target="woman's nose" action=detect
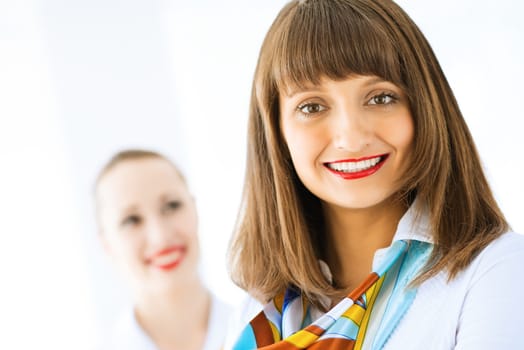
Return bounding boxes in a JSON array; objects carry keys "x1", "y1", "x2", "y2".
[
  {"x1": 331, "y1": 108, "x2": 371, "y2": 153},
  {"x1": 147, "y1": 217, "x2": 172, "y2": 245}
]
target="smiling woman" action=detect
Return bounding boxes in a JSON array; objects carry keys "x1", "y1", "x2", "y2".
[
  {"x1": 95, "y1": 151, "x2": 199, "y2": 295},
  {"x1": 280, "y1": 76, "x2": 414, "y2": 210},
  {"x1": 94, "y1": 150, "x2": 231, "y2": 350},
  {"x1": 226, "y1": 0, "x2": 524, "y2": 349},
  {"x1": 1, "y1": 1, "x2": 523, "y2": 349}
]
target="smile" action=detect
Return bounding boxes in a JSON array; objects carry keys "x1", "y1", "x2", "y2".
[
  {"x1": 147, "y1": 246, "x2": 187, "y2": 271},
  {"x1": 324, "y1": 154, "x2": 388, "y2": 180}
]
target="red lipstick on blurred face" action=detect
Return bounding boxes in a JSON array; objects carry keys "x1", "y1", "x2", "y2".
[{"x1": 147, "y1": 245, "x2": 187, "y2": 271}]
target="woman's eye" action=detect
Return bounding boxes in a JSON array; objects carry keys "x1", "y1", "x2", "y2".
[
  {"x1": 297, "y1": 103, "x2": 327, "y2": 115},
  {"x1": 166, "y1": 200, "x2": 182, "y2": 211},
  {"x1": 368, "y1": 93, "x2": 397, "y2": 105},
  {"x1": 122, "y1": 215, "x2": 141, "y2": 227}
]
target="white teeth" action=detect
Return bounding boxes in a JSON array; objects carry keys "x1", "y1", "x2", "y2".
[
  {"x1": 328, "y1": 156, "x2": 382, "y2": 173},
  {"x1": 153, "y1": 251, "x2": 181, "y2": 265}
]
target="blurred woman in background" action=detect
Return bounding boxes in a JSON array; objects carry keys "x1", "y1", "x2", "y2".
[{"x1": 95, "y1": 149, "x2": 230, "y2": 350}]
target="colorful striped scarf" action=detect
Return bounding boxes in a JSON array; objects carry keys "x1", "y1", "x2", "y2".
[{"x1": 233, "y1": 240, "x2": 432, "y2": 349}]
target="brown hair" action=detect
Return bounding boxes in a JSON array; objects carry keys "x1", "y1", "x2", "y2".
[{"x1": 228, "y1": 0, "x2": 508, "y2": 306}]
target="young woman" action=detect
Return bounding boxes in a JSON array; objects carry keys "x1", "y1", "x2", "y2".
[
  {"x1": 95, "y1": 149, "x2": 230, "y2": 350},
  {"x1": 226, "y1": 0, "x2": 524, "y2": 349}
]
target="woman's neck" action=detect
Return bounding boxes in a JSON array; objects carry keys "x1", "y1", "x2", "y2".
[
  {"x1": 134, "y1": 278, "x2": 210, "y2": 350},
  {"x1": 323, "y1": 198, "x2": 408, "y2": 292}
]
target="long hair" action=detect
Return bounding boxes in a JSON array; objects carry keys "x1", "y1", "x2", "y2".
[{"x1": 228, "y1": 0, "x2": 508, "y2": 307}]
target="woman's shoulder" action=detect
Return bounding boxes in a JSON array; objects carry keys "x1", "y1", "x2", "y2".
[
  {"x1": 466, "y1": 231, "x2": 524, "y2": 281},
  {"x1": 210, "y1": 293, "x2": 233, "y2": 320},
  {"x1": 208, "y1": 293, "x2": 233, "y2": 330},
  {"x1": 204, "y1": 293, "x2": 233, "y2": 350},
  {"x1": 454, "y1": 232, "x2": 524, "y2": 347},
  {"x1": 223, "y1": 294, "x2": 264, "y2": 350},
  {"x1": 97, "y1": 307, "x2": 156, "y2": 350},
  {"x1": 477, "y1": 231, "x2": 524, "y2": 260}
]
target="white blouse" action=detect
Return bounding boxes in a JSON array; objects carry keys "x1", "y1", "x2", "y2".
[
  {"x1": 102, "y1": 293, "x2": 231, "y2": 350},
  {"x1": 224, "y1": 206, "x2": 524, "y2": 349}
]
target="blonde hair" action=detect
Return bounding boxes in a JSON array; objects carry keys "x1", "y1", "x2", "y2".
[
  {"x1": 93, "y1": 149, "x2": 186, "y2": 227},
  {"x1": 228, "y1": 0, "x2": 508, "y2": 307},
  {"x1": 94, "y1": 149, "x2": 185, "y2": 190}
]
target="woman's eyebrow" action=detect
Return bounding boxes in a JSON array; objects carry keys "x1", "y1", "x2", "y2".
[
  {"x1": 361, "y1": 76, "x2": 388, "y2": 86},
  {"x1": 284, "y1": 76, "x2": 391, "y2": 98},
  {"x1": 284, "y1": 84, "x2": 323, "y2": 98},
  {"x1": 121, "y1": 204, "x2": 139, "y2": 215}
]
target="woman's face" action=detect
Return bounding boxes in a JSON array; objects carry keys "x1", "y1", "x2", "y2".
[
  {"x1": 279, "y1": 75, "x2": 414, "y2": 212},
  {"x1": 97, "y1": 158, "x2": 199, "y2": 295}
]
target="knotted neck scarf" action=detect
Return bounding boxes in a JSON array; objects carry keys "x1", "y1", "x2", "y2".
[{"x1": 233, "y1": 240, "x2": 432, "y2": 350}]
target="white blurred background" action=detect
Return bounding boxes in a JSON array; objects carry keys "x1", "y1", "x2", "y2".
[{"x1": 0, "y1": 0, "x2": 522, "y2": 348}]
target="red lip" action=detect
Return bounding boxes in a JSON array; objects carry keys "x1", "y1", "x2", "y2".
[
  {"x1": 324, "y1": 154, "x2": 389, "y2": 180},
  {"x1": 155, "y1": 259, "x2": 183, "y2": 271},
  {"x1": 328, "y1": 154, "x2": 388, "y2": 163},
  {"x1": 149, "y1": 246, "x2": 183, "y2": 259},
  {"x1": 147, "y1": 245, "x2": 186, "y2": 271}
]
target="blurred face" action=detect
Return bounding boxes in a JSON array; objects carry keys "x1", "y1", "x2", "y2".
[
  {"x1": 279, "y1": 75, "x2": 414, "y2": 212},
  {"x1": 97, "y1": 158, "x2": 199, "y2": 295}
]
